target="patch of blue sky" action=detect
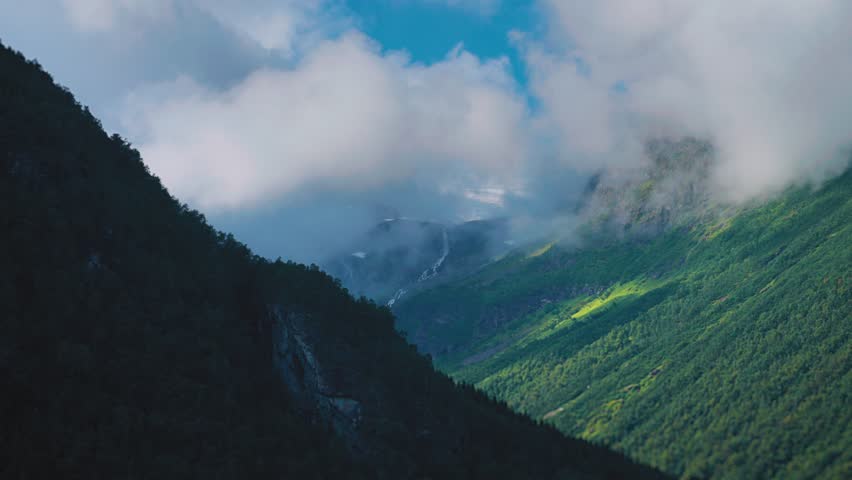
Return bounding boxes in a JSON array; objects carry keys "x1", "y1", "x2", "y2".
[{"x1": 345, "y1": 0, "x2": 541, "y2": 88}]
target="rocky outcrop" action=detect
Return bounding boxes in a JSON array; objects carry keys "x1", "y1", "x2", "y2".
[{"x1": 268, "y1": 305, "x2": 362, "y2": 446}]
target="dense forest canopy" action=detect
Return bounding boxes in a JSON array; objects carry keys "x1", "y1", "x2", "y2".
[{"x1": 394, "y1": 150, "x2": 852, "y2": 478}]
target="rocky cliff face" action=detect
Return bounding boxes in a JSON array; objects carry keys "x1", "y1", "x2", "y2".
[
  {"x1": 269, "y1": 305, "x2": 363, "y2": 448},
  {"x1": 579, "y1": 137, "x2": 719, "y2": 238}
]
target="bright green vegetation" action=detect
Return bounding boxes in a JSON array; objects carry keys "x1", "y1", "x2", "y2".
[
  {"x1": 396, "y1": 168, "x2": 852, "y2": 478},
  {"x1": 570, "y1": 280, "x2": 661, "y2": 320},
  {"x1": 0, "y1": 43, "x2": 668, "y2": 479}
]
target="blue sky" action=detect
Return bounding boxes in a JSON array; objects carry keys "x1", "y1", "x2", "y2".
[{"x1": 346, "y1": 0, "x2": 539, "y2": 86}]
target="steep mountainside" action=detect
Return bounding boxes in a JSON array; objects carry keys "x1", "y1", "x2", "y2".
[
  {"x1": 0, "y1": 43, "x2": 668, "y2": 479},
  {"x1": 323, "y1": 217, "x2": 511, "y2": 305},
  {"x1": 395, "y1": 157, "x2": 852, "y2": 478}
]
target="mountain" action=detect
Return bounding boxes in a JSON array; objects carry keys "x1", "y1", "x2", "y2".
[
  {"x1": 323, "y1": 217, "x2": 512, "y2": 306},
  {"x1": 0, "y1": 43, "x2": 670, "y2": 479},
  {"x1": 394, "y1": 148, "x2": 852, "y2": 478}
]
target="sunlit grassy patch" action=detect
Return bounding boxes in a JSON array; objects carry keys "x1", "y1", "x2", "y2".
[
  {"x1": 704, "y1": 218, "x2": 733, "y2": 240},
  {"x1": 571, "y1": 279, "x2": 660, "y2": 320},
  {"x1": 527, "y1": 241, "x2": 555, "y2": 258}
]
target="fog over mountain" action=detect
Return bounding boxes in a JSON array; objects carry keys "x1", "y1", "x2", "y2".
[{"x1": 3, "y1": 0, "x2": 850, "y2": 263}]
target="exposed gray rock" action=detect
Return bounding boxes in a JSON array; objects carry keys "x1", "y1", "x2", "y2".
[
  {"x1": 86, "y1": 252, "x2": 102, "y2": 271},
  {"x1": 268, "y1": 305, "x2": 362, "y2": 446}
]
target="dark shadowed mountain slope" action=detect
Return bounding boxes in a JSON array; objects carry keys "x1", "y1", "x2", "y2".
[{"x1": 0, "y1": 42, "x2": 668, "y2": 479}]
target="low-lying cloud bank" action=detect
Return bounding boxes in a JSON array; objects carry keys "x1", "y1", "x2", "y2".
[
  {"x1": 532, "y1": 0, "x2": 852, "y2": 202},
  {"x1": 3, "y1": 0, "x2": 851, "y2": 261}
]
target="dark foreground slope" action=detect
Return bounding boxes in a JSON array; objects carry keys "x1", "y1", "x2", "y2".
[
  {"x1": 0, "y1": 43, "x2": 668, "y2": 479},
  {"x1": 396, "y1": 157, "x2": 852, "y2": 477}
]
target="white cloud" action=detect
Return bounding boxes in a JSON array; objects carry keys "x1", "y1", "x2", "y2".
[
  {"x1": 60, "y1": 0, "x2": 176, "y2": 32},
  {"x1": 122, "y1": 34, "x2": 530, "y2": 210},
  {"x1": 199, "y1": 0, "x2": 350, "y2": 57},
  {"x1": 59, "y1": 0, "x2": 342, "y2": 57},
  {"x1": 23, "y1": 0, "x2": 852, "y2": 222},
  {"x1": 533, "y1": 0, "x2": 852, "y2": 201}
]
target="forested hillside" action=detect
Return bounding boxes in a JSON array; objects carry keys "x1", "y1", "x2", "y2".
[
  {"x1": 395, "y1": 155, "x2": 852, "y2": 478},
  {"x1": 0, "y1": 42, "x2": 671, "y2": 479}
]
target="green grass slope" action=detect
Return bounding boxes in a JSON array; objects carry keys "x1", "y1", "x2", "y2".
[{"x1": 396, "y1": 169, "x2": 852, "y2": 478}]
